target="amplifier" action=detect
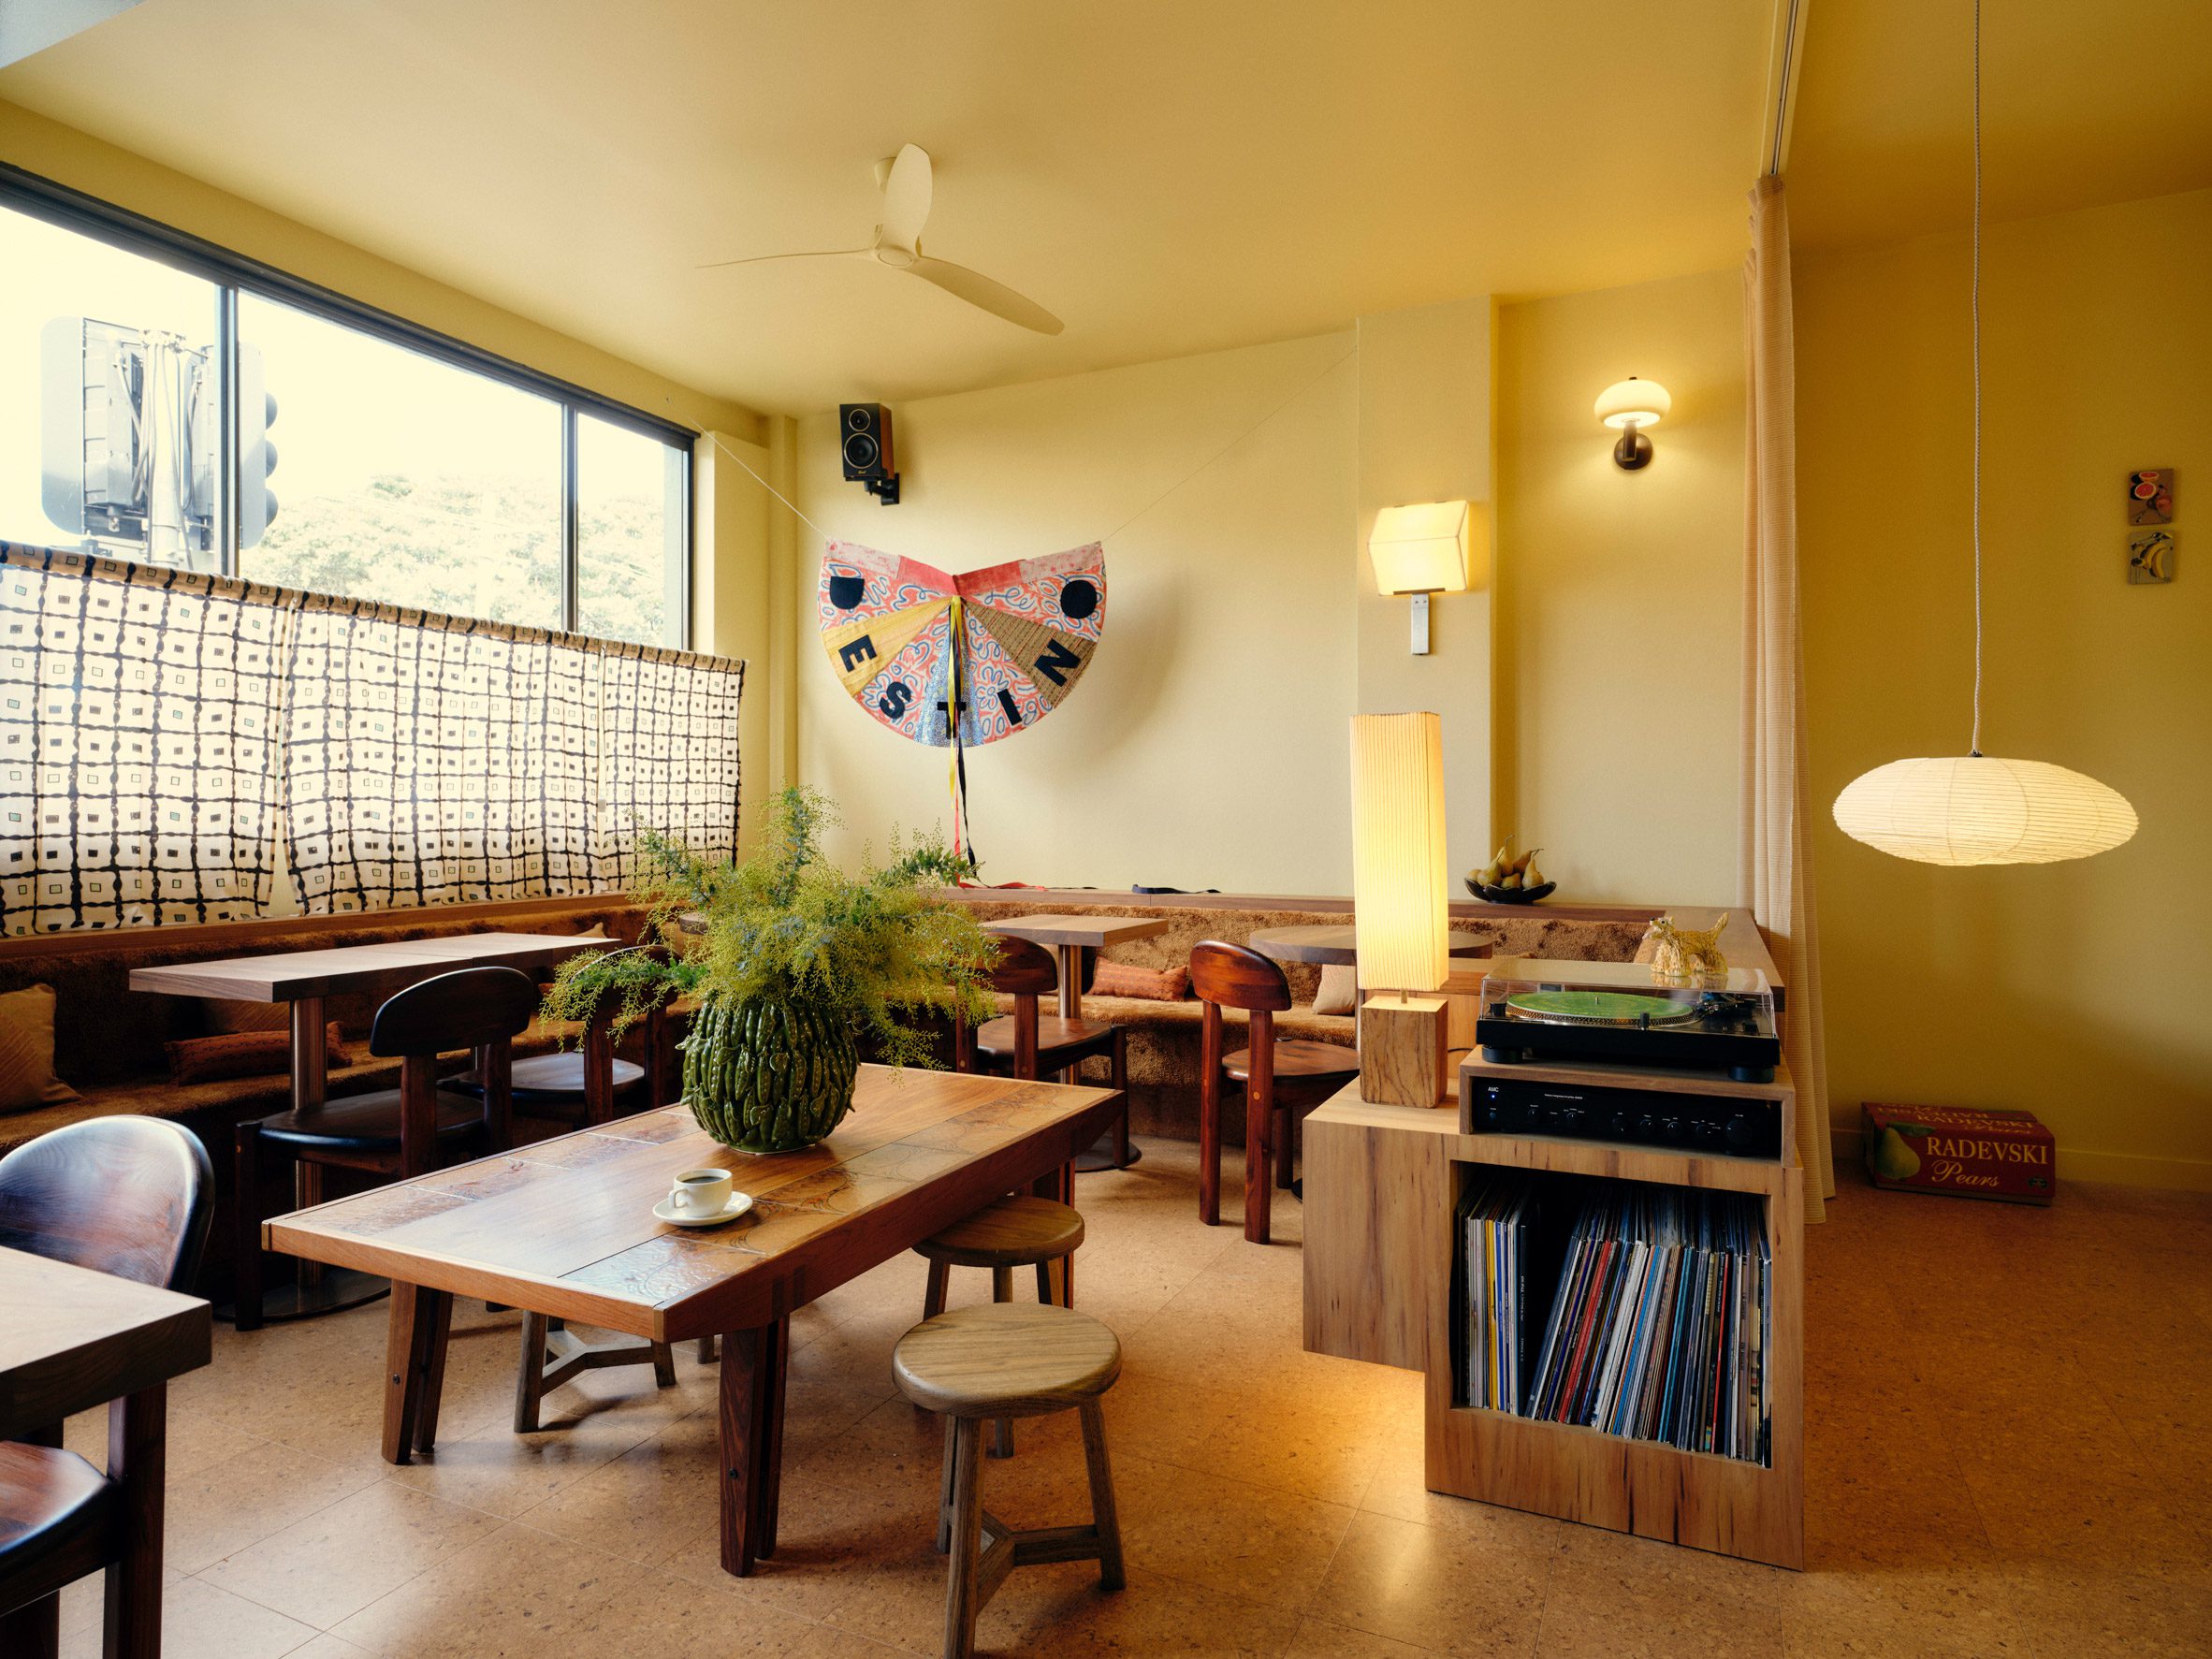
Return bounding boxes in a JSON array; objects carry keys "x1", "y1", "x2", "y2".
[{"x1": 1465, "y1": 1077, "x2": 1782, "y2": 1160}]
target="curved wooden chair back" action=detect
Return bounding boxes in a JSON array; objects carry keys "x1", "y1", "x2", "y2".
[
  {"x1": 371, "y1": 965, "x2": 540, "y2": 1168},
  {"x1": 370, "y1": 965, "x2": 541, "y2": 1056},
  {"x1": 1189, "y1": 941, "x2": 1292, "y2": 1012},
  {"x1": 987, "y1": 938, "x2": 1060, "y2": 997},
  {"x1": 0, "y1": 1116, "x2": 213, "y2": 1292}
]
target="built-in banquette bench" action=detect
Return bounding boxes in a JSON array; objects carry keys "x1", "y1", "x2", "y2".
[
  {"x1": 0, "y1": 895, "x2": 655, "y2": 1288},
  {"x1": 942, "y1": 891, "x2": 1783, "y2": 1145}
]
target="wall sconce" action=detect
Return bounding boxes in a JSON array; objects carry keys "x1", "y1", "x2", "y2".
[
  {"x1": 1369, "y1": 500, "x2": 1476, "y2": 655},
  {"x1": 1594, "y1": 377, "x2": 1671, "y2": 471}
]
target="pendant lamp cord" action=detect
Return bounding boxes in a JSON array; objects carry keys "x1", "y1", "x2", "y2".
[{"x1": 1969, "y1": 0, "x2": 1985, "y2": 758}]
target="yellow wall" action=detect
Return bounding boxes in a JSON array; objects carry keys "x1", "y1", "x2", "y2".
[
  {"x1": 793, "y1": 332, "x2": 1359, "y2": 890},
  {"x1": 1356, "y1": 298, "x2": 1496, "y2": 882},
  {"x1": 1797, "y1": 187, "x2": 2212, "y2": 1187},
  {"x1": 1495, "y1": 270, "x2": 1747, "y2": 903}
]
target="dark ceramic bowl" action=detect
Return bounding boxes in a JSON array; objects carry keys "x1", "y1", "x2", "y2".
[{"x1": 1464, "y1": 879, "x2": 1557, "y2": 905}]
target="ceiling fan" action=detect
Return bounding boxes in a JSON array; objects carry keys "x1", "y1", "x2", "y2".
[{"x1": 702, "y1": 144, "x2": 1063, "y2": 336}]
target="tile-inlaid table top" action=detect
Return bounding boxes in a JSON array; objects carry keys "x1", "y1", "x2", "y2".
[{"x1": 268, "y1": 1063, "x2": 1122, "y2": 1345}]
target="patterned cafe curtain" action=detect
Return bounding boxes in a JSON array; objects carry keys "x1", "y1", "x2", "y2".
[{"x1": 0, "y1": 543, "x2": 745, "y2": 934}]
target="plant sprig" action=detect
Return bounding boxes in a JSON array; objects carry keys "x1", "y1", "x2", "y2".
[{"x1": 542, "y1": 786, "x2": 997, "y2": 1065}]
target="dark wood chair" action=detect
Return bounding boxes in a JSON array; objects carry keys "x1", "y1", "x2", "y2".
[
  {"x1": 956, "y1": 938, "x2": 1131, "y2": 1166},
  {"x1": 1191, "y1": 940, "x2": 1361, "y2": 1244},
  {"x1": 447, "y1": 944, "x2": 677, "y2": 1125},
  {"x1": 233, "y1": 965, "x2": 539, "y2": 1332},
  {"x1": 0, "y1": 1116, "x2": 213, "y2": 1659}
]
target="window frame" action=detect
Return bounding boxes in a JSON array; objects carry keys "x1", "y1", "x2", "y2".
[{"x1": 0, "y1": 160, "x2": 693, "y2": 647}]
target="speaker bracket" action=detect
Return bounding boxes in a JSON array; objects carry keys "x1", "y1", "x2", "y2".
[{"x1": 863, "y1": 473, "x2": 901, "y2": 505}]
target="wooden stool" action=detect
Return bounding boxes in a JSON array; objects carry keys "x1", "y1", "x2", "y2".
[
  {"x1": 893, "y1": 1303, "x2": 1126, "y2": 1659},
  {"x1": 915, "y1": 1195, "x2": 1084, "y2": 1458}
]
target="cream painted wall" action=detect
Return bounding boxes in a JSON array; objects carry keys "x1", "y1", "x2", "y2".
[
  {"x1": 0, "y1": 100, "x2": 764, "y2": 443},
  {"x1": 1494, "y1": 270, "x2": 1746, "y2": 905},
  {"x1": 1355, "y1": 298, "x2": 1495, "y2": 884},
  {"x1": 692, "y1": 431, "x2": 776, "y2": 850},
  {"x1": 1797, "y1": 188, "x2": 2212, "y2": 1188},
  {"x1": 792, "y1": 332, "x2": 1358, "y2": 891}
]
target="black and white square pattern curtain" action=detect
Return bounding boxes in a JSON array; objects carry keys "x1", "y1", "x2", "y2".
[
  {"x1": 0, "y1": 547, "x2": 284, "y2": 932},
  {"x1": 0, "y1": 544, "x2": 744, "y2": 935}
]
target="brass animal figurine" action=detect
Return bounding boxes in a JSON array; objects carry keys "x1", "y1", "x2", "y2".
[{"x1": 1643, "y1": 914, "x2": 1729, "y2": 985}]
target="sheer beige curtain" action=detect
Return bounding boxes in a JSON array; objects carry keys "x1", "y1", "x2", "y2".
[{"x1": 1741, "y1": 174, "x2": 1836, "y2": 1219}]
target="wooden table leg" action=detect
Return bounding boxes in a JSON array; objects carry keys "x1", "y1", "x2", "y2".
[
  {"x1": 717, "y1": 1320, "x2": 790, "y2": 1576},
  {"x1": 289, "y1": 997, "x2": 327, "y2": 1291},
  {"x1": 104, "y1": 1383, "x2": 166, "y2": 1659},
  {"x1": 381, "y1": 1282, "x2": 448, "y2": 1464}
]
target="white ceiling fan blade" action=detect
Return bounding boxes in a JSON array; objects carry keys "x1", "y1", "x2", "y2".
[
  {"x1": 907, "y1": 255, "x2": 1063, "y2": 335},
  {"x1": 696, "y1": 247, "x2": 869, "y2": 271},
  {"x1": 879, "y1": 143, "x2": 934, "y2": 254}
]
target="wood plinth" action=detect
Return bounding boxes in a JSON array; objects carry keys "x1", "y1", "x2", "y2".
[{"x1": 1358, "y1": 995, "x2": 1448, "y2": 1108}]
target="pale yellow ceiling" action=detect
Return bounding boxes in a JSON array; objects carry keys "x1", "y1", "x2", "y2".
[
  {"x1": 0, "y1": 0, "x2": 1781, "y2": 416},
  {"x1": 1786, "y1": 0, "x2": 2212, "y2": 249}
]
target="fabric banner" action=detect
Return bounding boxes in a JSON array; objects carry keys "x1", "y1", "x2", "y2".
[{"x1": 0, "y1": 542, "x2": 744, "y2": 934}]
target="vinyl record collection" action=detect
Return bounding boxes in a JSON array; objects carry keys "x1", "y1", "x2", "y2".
[{"x1": 1457, "y1": 1176, "x2": 1772, "y2": 1466}]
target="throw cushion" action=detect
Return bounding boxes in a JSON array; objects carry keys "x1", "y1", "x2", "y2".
[
  {"x1": 1092, "y1": 961, "x2": 1189, "y2": 1001},
  {"x1": 1310, "y1": 963, "x2": 1358, "y2": 1016},
  {"x1": 200, "y1": 997, "x2": 292, "y2": 1035},
  {"x1": 167, "y1": 1023, "x2": 347, "y2": 1086},
  {"x1": 0, "y1": 984, "x2": 80, "y2": 1113}
]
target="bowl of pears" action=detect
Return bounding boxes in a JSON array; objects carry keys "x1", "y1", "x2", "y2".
[{"x1": 1466, "y1": 843, "x2": 1555, "y2": 904}]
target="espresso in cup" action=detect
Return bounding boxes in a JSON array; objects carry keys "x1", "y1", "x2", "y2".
[{"x1": 670, "y1": 1167, "x2": 734, "y2": 1215}]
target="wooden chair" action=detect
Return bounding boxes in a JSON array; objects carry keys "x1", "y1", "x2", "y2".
[
  {"x1": 233, "y1": 965, "x2": 539, "y2": 1332},
  {"x1": 915, "y1": 1195, "x2": 1084, "y2": 1458},
  {"x1": 447, "y1": 944, "x2": 677, "y2": 1125},
  {"x1": 1191, "y1": 940, "x2": 1361, "y2": 1245},
  {"x1": 957, "y1": 938, "x2": 1131, "y2": 1166},
  {"x1": 0, "y1": 1117, "x2": 213, "y2": 1659},
  {"x1": 894, "y1": 1302, "x2": 1125, "y2": 1659}
]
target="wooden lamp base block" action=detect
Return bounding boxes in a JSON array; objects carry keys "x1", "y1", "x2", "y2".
[{"x1": 1358, "y1": 995, "x2": 1448, "y2": 1108}]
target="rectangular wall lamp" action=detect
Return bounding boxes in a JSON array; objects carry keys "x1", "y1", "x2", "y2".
[{"x1": 1369, "y1": 501, "x2": 1478, "y2": 654}]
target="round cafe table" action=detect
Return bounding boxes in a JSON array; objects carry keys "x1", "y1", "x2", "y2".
[{"x1": 1247, "y1": 924, "x2": 1491, "y2": 967}]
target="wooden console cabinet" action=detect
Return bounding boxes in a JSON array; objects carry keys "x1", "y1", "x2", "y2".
[{"x1": 1302, "y1": 1053, "x2": 1804, "y2": 1569}]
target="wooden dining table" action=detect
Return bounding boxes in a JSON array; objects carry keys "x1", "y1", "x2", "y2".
[
  {"x1": 267, "y1": 1063, "x2": 1120, "y2": 1578},
  {"x1": 0, "y1": 1246, "x2": 211, "y2": 1652},
  {"x1": 981, "y1": 913, "x2": 1168, "y2": 1171},
  {"x1": 128, "y1": 930, "x2": 615, "y2": 1319}
]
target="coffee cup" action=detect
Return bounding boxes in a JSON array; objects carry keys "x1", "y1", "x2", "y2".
[{"x1": 669, "y1": 1167, "x2": 733, "y2": 1215}]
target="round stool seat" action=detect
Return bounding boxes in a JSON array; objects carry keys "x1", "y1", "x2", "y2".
[
  {"x1": 1223, "y1": 1039, "x2": 1361, "y2": 1084},
  {"x1": 448, "y1": 1053, "x2": 646, "y2": 1104},
  {"x1": 915, "y1": 1195, "x2": 1083, "y2": 1270},
  {"x1": 894, "y1": 1302, "x2": 1120, "y2": 1420}
]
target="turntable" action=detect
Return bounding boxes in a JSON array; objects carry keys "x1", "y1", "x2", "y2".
[{"x1": 1476, "y1": 956, "x2": 1781, "y2": 1083}]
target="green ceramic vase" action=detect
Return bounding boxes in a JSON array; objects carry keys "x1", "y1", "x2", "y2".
[{"x1": 680, "y1": 992, "x2": 859, "y2": 1154}]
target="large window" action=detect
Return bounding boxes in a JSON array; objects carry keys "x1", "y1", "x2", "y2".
[{"x1": 0, "y1": 171, "x2": 691, "y2": 648}]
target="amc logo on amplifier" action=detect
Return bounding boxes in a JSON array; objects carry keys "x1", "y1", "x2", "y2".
[{"x1": 839, "y1": 403, "x2": 899, "y2": 504}]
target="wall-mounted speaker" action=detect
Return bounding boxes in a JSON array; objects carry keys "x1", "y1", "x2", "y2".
[{"x1": 839, "y1": 402, "x2": 900, "y2": 503}]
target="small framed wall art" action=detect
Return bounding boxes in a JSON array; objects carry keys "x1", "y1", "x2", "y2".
[
  {"x1": 2128, "y1": 527, "x2": 2176, "y2": 585},
  {"x1": 2127, "y1": 469, "x2": 2174, "y2": 526}
]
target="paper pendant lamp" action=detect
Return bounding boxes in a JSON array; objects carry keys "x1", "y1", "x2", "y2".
[{"x1": 1832, "y1": 755, "x2": 2137, "y2": 866}]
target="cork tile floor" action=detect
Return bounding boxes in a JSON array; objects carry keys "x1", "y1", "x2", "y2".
[{"x1": 52, "y1": 1136, "x2": 2212, "y2": 1658}]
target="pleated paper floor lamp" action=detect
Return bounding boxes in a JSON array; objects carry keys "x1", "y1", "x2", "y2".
[{"x1": 1832, "y1": 0, "x2": 2136, "y2": 867}]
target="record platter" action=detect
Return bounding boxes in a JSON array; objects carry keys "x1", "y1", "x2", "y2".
[{"x1": 1477, "y1": 956, "x2": 1781, "y2": 1083}]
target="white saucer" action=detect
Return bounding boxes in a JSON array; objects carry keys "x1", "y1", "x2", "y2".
[{"x1": 652, "y1": 1191, "x2": 754, "y2": 1229}]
